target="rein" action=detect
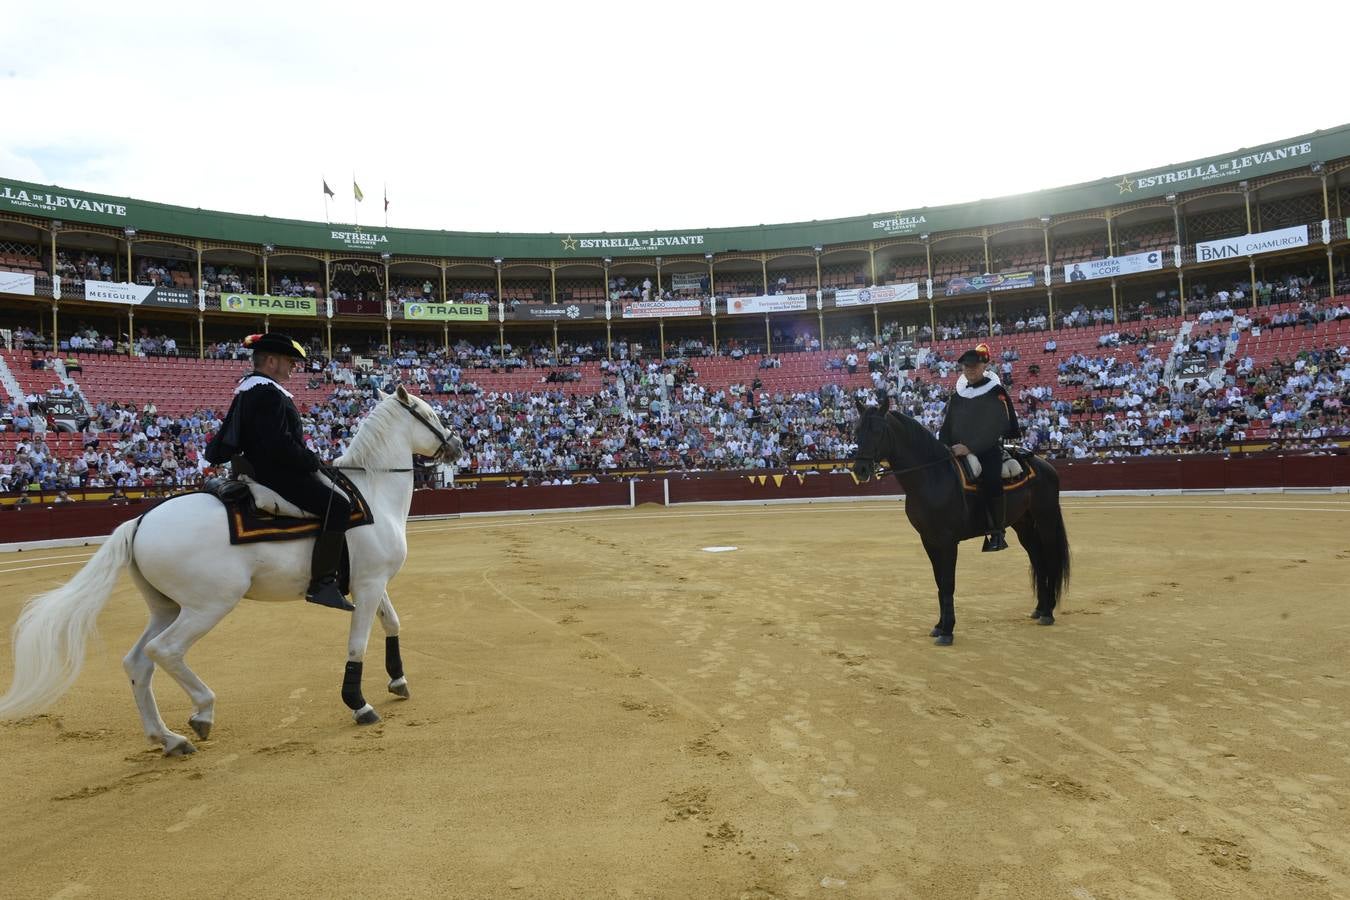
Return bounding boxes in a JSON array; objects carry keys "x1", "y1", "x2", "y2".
[{"x1": 864, "y1": 454, "x2": 957, "y2": 480}]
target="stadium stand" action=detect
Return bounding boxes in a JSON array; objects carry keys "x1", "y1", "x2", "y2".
[{"x1": 2, "y1": 125, "x2": 1348, "y2": 496}]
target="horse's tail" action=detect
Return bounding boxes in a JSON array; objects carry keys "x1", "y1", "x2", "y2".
[
  {"x1": 1039, "y1": 497, "x2": 1071, "y2": 610},
  {"x1": 0, "y1": 518, "x2": 139, "y2": 719},
  {"x1": 1026, "y1": 460, "x2": 1070, "y2": 612}
]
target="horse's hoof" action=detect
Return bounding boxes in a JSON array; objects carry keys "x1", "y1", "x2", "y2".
[
  {"x1": 354, "y1": 705, "x2": 381, "y2": 726},
  {"x1": 188, "y1": 717, "x2": 212, "y2": 740},
  {"x1": 1029, "y1": 610, "x2": 1043, "y2": 620},
  {"x1": 388, "y1": 677, "x2": 410, "y2": 699},
  {"x1": 164, "y1": 738, "x2": 197, "y2": 757},
  {"x1": 933, "y1": 634, "x2": 954, "y2": 646},
  {"x1": 929, "y1": 627, "x2": 943, "y2": 637},
  {"x1": 1037, "y1": 615, "x2": 1055, "y2": 626}
]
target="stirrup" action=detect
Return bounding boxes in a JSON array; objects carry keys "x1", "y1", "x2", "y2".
[
  {"x1": 982, "y1": 530, "x2": 1008, "y2": 552},
  {"x1": 306, "y1": 578, "x2": 355, "y2": 612}
]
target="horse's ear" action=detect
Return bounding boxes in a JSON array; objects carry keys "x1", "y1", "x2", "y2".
[
  {"x1": 396, "y1": 384, "x2": 410, "y2": 404},
  {"x1": 878, "y1": 391, "x2": 891, "y2": 414}
]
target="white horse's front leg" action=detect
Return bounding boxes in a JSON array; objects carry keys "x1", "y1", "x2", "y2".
[
  {"x1": 376, "y1": 592, "x2": 409, "y2": 699},
  {"x1": 342, "y1": 582, "x2": 386, "y2": 725}
]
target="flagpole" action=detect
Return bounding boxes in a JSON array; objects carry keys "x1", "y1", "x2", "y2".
[
  {"x1": 353, "y1": 171, "x2": 359, "y2": 230},
  {"x1": 323, "y1": 177, "x2": 330, "y2": 224},
  {"x1": 384, "y1": 182, "x2": 388, "y2": 229}
]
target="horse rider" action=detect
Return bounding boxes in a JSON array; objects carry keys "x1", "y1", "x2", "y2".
[
  {"x1": 938, "y1": 342, "x2": 1022, "y2": 552},
  {"x1": 205, "y1": 332, "x2": 355, "y2": 611}
]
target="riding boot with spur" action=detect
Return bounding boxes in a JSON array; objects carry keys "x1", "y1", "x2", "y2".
[
  {"x1": 982, "y1": 494, "x2": 1008, "y2": 552},
  {"x1": 307, "y1": 530, "x2": 355, "y2": 611}
]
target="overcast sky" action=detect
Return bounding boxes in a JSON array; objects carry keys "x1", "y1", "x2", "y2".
[{"x1": 0, "y1": 1, "x2": 1340, "y2": 235}]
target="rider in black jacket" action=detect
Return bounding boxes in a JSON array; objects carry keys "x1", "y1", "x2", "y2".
[
  {"x1": 938, "y1": 343, "x2": 1022, "y2": 551},
  {"x1": 206, "y1": 333, "x2": 355, "y2": 610}
]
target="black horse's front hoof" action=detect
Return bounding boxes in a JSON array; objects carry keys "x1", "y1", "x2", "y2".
[
  {"x1": 1029, "y1": 610, "x2": 1043, "y2": 620},
  {"x1": 933, "y1": 634, "x2": 954, "y2": 646},
  {"x1": 929, "y1": 626, "x2": 943, "y2": 637},
  {"x1": 1037, "y1": 615, "x2": 1055, "y2": 626}
]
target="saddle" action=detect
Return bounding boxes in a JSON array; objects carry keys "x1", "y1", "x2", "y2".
[
  {"x1": 957, "y1": 448, "x2": 1037, "y2": 494},
  {"x1": 961, "y1": 449, "x2": 1023, "y2": 482},
  {"x1": 202, "y1": 467, "x2": 374, "y2": 545}
]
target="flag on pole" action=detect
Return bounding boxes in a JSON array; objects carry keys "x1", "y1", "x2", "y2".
[
  {"x1": 353, "y1": 181, "x2": 365, "y2": 202},
  {"x1": 323, "y1": 179, "x2": 335, "y2": 198},
  {"x1": 383, "y1": 186, "x2": 389, "y2": 213}
]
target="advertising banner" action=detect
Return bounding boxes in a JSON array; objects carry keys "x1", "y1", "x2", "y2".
[
  {"x1": 219, "y1": 293, "x2": 318, "y2": 316},
  {"x1": 726, "y1": 293, "x2": 809, "y2": 315},
  {"x1": 943, "y1": 272, "x2": 1036, "y2": 296},
  {"x1": 143, "y1": 287, "x2": 195, "y2": 308},
  {"x1": 670, "y1": 272, "x2": 705, "y2": 292},
  {"x1": 85, "y1": 280, "x2": 153, "y2": 304},
  {"x1": 511, "y1": 303, "x2": 596, "y2": 321},
  {"x1": 84, "y1": 281, "x2": 196, "y2": 308},
  {"x1": 0, "y1": 271, "x2": 36, "y2": 296},
  {"x1": 1063, "y1": 250, "x2": 1165, "y2": 282},
  {"x1": 1195, "y1": 224, "x2": 1309, "y2": 262},
  {"x1": 622, "y1": 299, "x2": 702, "y2": 319},
  {"x1": 404, "y1": 302, "x2": 490, "y2": 322},
  {"x1": 833, "y1": 283, "x2": 920, "y2": 307}
]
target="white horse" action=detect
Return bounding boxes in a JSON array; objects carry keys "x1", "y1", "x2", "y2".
[{"x1": 0, "y1": 386, "x2": 462, "y2": 755}]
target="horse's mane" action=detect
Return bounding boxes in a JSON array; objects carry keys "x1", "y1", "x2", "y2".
[
  {"x1": 336, "y1": 394, "x2": 409, "y2": 468},
  {"x1": 883, "y1": 409, "x2": 951, "y2": 465}
]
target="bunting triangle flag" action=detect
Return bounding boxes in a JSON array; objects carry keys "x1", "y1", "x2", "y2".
[
  {"x1": 795, "y1": 474, "x2": 805, "y2": 484},
  {"x1": 772, "y1": 474, "x2": 784, "y2": 487},
  {"x1": 754, "y1": 475, "x2": 767, "y2": 486},
  {"x1": 849, "y1": 471, "x2": 859, "y2": 485}
]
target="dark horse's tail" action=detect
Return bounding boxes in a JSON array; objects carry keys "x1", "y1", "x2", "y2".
[{"x1": 1030, "y1": 460, "x2": 1071, "y2": 611}]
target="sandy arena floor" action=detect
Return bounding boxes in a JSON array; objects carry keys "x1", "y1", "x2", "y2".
[{"x1": 1, "y1": 494, "x2": 1348, "y2": 899}]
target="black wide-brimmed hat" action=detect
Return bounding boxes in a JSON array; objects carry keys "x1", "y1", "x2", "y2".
[
  {"x1": 244, "y1": 332, "x2": 307, "y2": 360},
  {"x1": 956, "y1": 343, "x2": 990, "y2": 366}
]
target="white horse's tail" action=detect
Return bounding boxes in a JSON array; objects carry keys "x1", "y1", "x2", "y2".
[{"x1": 0, "y1": 518, "x2": 139, "y2": 719}]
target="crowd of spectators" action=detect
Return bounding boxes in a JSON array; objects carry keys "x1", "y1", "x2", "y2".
[
  {"x1": 53, "y1": 251, "x2": 114, "y2": 283},
  {"x1": 133, "y1": 257, "x2": 189, "y2": 287},
  {"x1": 2, "y1": 298, "x2": 1347, "y2": 497},
  {"x1": 202, "y1": 264, "x2": 256, "y2": 295}
]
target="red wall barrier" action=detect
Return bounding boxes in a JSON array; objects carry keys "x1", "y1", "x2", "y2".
[
  {"x1": 667, "y1": 472, "x2": 895, "y2": 504},
  {"x1": 0, "y1": 454, "x2": 1343, "y2": 546},
  {"x1": 410, "y1": 482, "x2": 631, "y2": 516},
  {"x1": 1054, "y1": 454, "x2": 1348, "y2": 492},
  {"x1": 0, "y1": 501, "x2": 153, "y2": 544}
]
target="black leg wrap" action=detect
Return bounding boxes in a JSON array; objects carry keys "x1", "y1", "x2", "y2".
[
  {"x1": 341, "y1": 660, "x2": 366, "y2": 711},
  {"x1": 385, "y1": 636, "x2": 404, "y2": 681}
]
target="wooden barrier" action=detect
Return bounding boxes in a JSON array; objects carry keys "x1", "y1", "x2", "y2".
[{"x1": 0, "y1": 454, "x2": 1344, "y2": 546}]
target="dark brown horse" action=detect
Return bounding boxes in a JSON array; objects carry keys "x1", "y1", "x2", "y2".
[{"x1": 851, "y1": 396, "x2": 1070, "y2": 645}]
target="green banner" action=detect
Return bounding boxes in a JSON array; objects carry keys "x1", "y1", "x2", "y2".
[
  {"x1": 219, "y1": 293, "x2": 317, "y2": 316},
  {"x1": 404, "y1": 302, "x2": 490, "y2": 322},
  {"x1": 2, "y1": 122, "x2": 1347, "y2": 260}
]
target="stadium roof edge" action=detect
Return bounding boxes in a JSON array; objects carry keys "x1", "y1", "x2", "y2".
[{"x1": 1, "y1": 122, "x2": 1347, "y2": 260}]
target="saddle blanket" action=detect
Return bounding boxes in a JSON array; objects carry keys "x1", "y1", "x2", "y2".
[{"x1": 206, "y1": 468, "x2": 373, "y2": 545}]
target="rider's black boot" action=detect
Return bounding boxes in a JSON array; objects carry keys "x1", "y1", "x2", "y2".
[
  {"x1": 982, "y1": 494, "x2": 1008, "y2": 552},
  {"x1": 306, "y1": 531, "x2": 355, "y2": 611}
]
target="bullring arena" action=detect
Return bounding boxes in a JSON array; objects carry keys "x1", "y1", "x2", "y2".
[
  {"x1": 2, "y1": 75, "x2": 1350, "y2": 898},
  {"x1": 2, "y1": 492, "x2": 1348, "y2": 899}
]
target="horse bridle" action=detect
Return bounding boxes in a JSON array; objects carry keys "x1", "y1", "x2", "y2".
[
  {"x1": 402, "y1": 399, "x2": 457, "y2": 462},
  {"x1": 334, "y1": 399, "x2": 457, "y2": 474},
  {"x1": 854, "y1": 412, "x2": 959, "y2": 481}
]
